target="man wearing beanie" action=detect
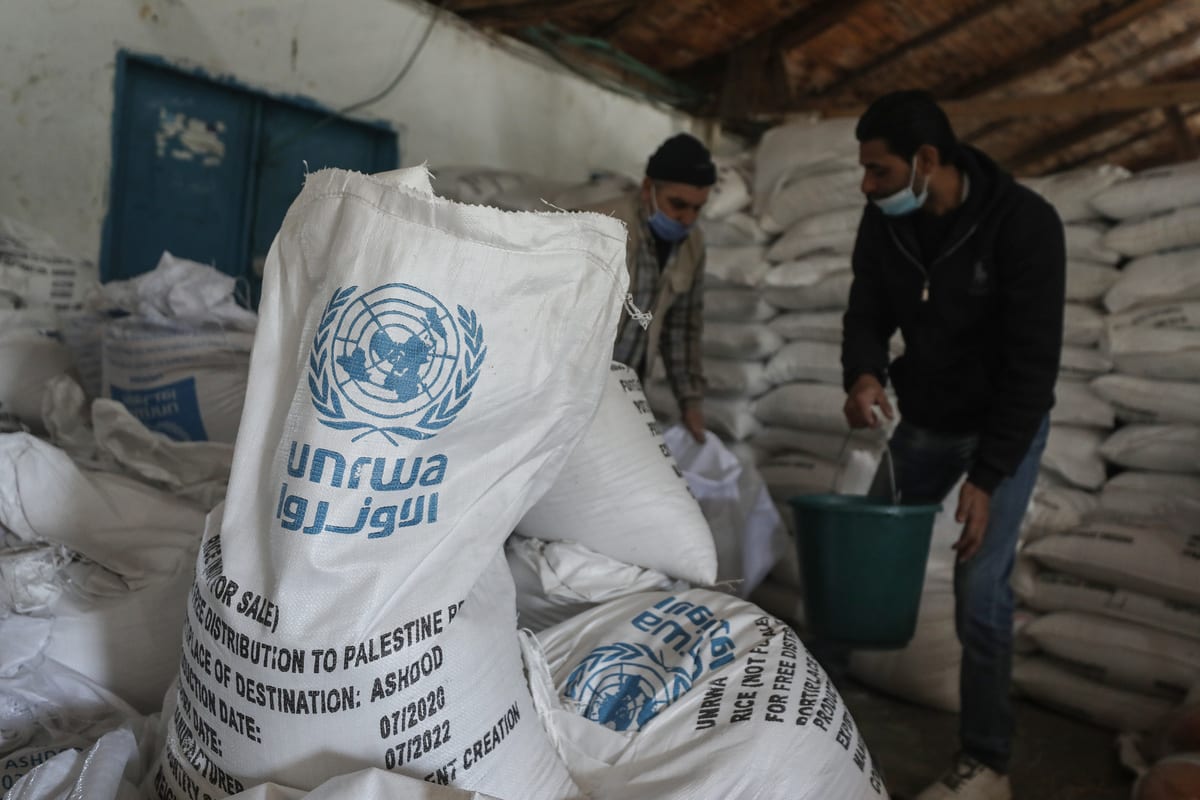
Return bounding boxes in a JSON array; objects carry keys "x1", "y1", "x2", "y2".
[{"x1": 583, "y1": 132, "x2": 715, "y2": 443}]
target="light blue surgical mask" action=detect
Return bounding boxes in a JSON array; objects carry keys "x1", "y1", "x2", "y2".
[
  {"x1": 873, "y1": 156, "x2": 929, "y2": 217},
  {"x1": 647, "y1": 189, "x2": 693, "y2": 242}
]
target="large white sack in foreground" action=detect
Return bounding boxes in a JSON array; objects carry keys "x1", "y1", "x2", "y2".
[
  {"x1": 1091, "y1": 374, "x2": 1200, "y2": 425},
  {"x1": 0, "y1": 434, "x2": 204, "y2": 588},
  {"x1": 1091, "y1": 160, "x2": 1200, "y2": 220},
  {"x1": 664, "y1": 426, "x2": 787, "y2": 597},
  {"x1": 528, "y1": 590, "x2": 888, "y2": 800},
  {"x1": 1013, "y1": 656, "x2": 1174, "y2": 733},
  {"x1": 1100, "y1": 424, "x2": 1200, "y2": 473},
  {"x1": 225, "y1": 769, "x2": 503, "y2": 799},
  {"x1": 3, "y1": 726, "x2": 149, "y2": 800},
  {"x1": 1016, "y1": 569, "x2": 1200, "y2": 642},
  {"x1": 517, "y1": 363, "x2": 717, "y2": 585},
  {"x1": 1024, "y1": 521, "x2": 1200, "y2": 606},
  {"x1": 506, "y1": 536, "x2": 678, "y2": 634},
  {"x1": 1104, "y1": 248, "x2": 1200, "y2": 312},
  {"x1": 1023, "y1": 611, "x2": 1200, "y2": 698},
  {"x1": 42, "y1": 559, "x2": 195, "y2": 714},
  {"x1": 150, "y1": 168, "x2": 629, "y2": 799}
]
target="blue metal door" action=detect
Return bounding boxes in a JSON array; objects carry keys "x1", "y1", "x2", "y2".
[{"x1": 102, "y1": 53, "x2": 398, "y2": 303}]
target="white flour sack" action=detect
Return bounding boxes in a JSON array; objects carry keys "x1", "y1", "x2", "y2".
[
  {"x1": 1059, "y1": 346, "x2": 1112, "y2": 380},
  {"x1": 516, "y1": 363, "x2": 717, "y2": 585},
  {"x1": 1099, "y1": 424, "x2": 1200, "y2": 473},
  {"x1": 1023, "y1": 612, "x2": 1200, "y2": 699},
  {"x1": 1016, "y1": 569, "x2": 1200, "y2": 642},
  {"x1": 1066, "y1": 261, "x2": 1120, "y2": 302},
  {"x1": 1013, "y1": 656, "x2": 1175, "y2": 733},
  {"x1": 1020, "y1": 164, "x2": 1129, "y2": 223},
  {"x1": 1050, "y1": 380, "x2": 1114, "y2": 429},
  {"x1": 1104, "y1": 248, "x2": 1200, "y2": 313},
  {"x1": 1064, "y1": 303, "x2": 1105, "y2": 346},
  {"x1": 1024, "y1": 521, "x2": 1200, "y2": 606},
  {"x1": 766, "y1": 207, "x2": 863, "y2": 263},
  {"x1": 1104, "y1": 302, "x2": 1200, "y2": 381},
  {"x1": 103, "y1": 318, "x2": 253, "y2": 443},
  {"x1": 1091, "y1": 159, "x2": 1200, "y2": 220},
  {"x1": 149, "y1": 167, "x2": 629, "y2": 799},
  {"x1": 1103, "y1": 206, "x2": 1200, "y2": 258},
  {"x1": 1091, "y1": 374, "x2": 1200, "y2": 425},
  {"x1": 755, "y1": 382, "x2": 857, "y2": 434},
  {"x1": 527, "y1": 590, "x2": 888, "y2": 799}
]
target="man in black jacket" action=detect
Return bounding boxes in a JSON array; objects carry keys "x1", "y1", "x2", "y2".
[{"x1": 841, "y1": 91, "x2": 1064, "y2": 800}]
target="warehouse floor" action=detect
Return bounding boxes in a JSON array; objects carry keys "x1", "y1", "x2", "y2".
[{"x1": 840, "y1": 680, "x2": 1133, "y2": 799}]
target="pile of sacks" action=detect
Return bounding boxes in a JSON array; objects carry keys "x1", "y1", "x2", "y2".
[
  {"x1": 3, "y1": 168, "x2": 888, "y2": 800},
  {"x1": 1012, "y1": 160, "x2": 1200, "y2": 738}
]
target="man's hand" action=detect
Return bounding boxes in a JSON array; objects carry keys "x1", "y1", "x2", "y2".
[
  {"x1": 843, "y1": 374, "x2": 894, "y2": 429},
  {"x1": 682, "y1": 405, "x2": 707, "y2": 443},
  {"x1": 953, "y1": 481, "x2": 990, "y2": 562}
]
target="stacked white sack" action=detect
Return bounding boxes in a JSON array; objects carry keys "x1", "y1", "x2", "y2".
[
  {"x1": 1011, "y1": 164, "x2": 1200, "y2": 731},
  {"x1": 0, "y1": 216, "x2": 99, "y2": 429}
]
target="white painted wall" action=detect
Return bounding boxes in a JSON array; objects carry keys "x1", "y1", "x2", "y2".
[{"x1": 0, "y1": 0, "x2": 707, "y2": 259}]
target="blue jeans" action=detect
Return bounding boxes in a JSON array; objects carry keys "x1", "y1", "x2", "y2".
[{"x1": 878, "y1": 416, "x2": 1049, "y2": 774}]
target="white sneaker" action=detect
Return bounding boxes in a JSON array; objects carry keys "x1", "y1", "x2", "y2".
[{"x1": 914, "y1": 755, "x2": 1012, "y2": 800}]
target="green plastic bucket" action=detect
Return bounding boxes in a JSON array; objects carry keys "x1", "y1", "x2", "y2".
[{"x1": 789, "y1": 494, "x2": 941, "y2": 649}]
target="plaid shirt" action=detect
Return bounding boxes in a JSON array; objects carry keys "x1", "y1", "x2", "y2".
[{"x1": 613, "y1": 216, "x2": 706, "y2": 409}]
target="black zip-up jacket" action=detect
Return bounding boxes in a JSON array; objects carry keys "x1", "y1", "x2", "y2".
[{"x1": 841, "y1": 145, "x2": 1065, "y2": 493}]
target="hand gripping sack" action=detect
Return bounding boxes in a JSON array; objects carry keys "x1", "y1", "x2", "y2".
[
  {"x1": 517, "y1": 363, "x2": 717, "y2": 585},
  {"x1": 149, "y1": 168, "x2": 629, "y2": 799},
  {"x1": 526, "y1": 589, "x2": 889, "y2": 800}
]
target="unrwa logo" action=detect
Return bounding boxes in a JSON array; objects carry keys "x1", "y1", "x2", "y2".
[
  {"x1": 308, "y1": 284, "x2": 486, "y2": 444},
  {"x1": 563, "y1": 642, "x2": 703, "y2": 732}
]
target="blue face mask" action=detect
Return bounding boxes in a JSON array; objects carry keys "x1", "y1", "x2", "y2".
[
  {"x1": 873, "y1": 156, "x2": 929, "y2": 217},
  {"x1": 647, "y1": 189, "x2": 693, "y2": 242}
]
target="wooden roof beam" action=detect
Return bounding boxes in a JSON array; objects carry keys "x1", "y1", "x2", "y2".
[
  {"x1": 813, "y1": 0, "x2": 999, "y2": 102},
  {"x1": 939, "y1": 0, "x2": 1177, "y2": 99},
  {"x1": 1007, "y1": 112, "x2": 1142, "y2": 170},
  {"x1": 775, "y1": 0, "x2": 878, "y2": 52},
  {"x1": 453, "y1": 0, "x2": 632, "y2": 29},
  {"x1": 802, "y1": 81, "x2": 1200, "y2": 123},
  {"x1": 962, "y1": 23, "x2": 1200, "y2": 145}
]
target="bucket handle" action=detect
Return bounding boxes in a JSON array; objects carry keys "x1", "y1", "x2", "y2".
[{"x1": 833, "y1": 432, "x2": 900, "y2": 504}]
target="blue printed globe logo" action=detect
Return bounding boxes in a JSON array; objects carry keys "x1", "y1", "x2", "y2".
[{"x1": 329, "y1": 284, "x2": 461, "y2": 421}]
